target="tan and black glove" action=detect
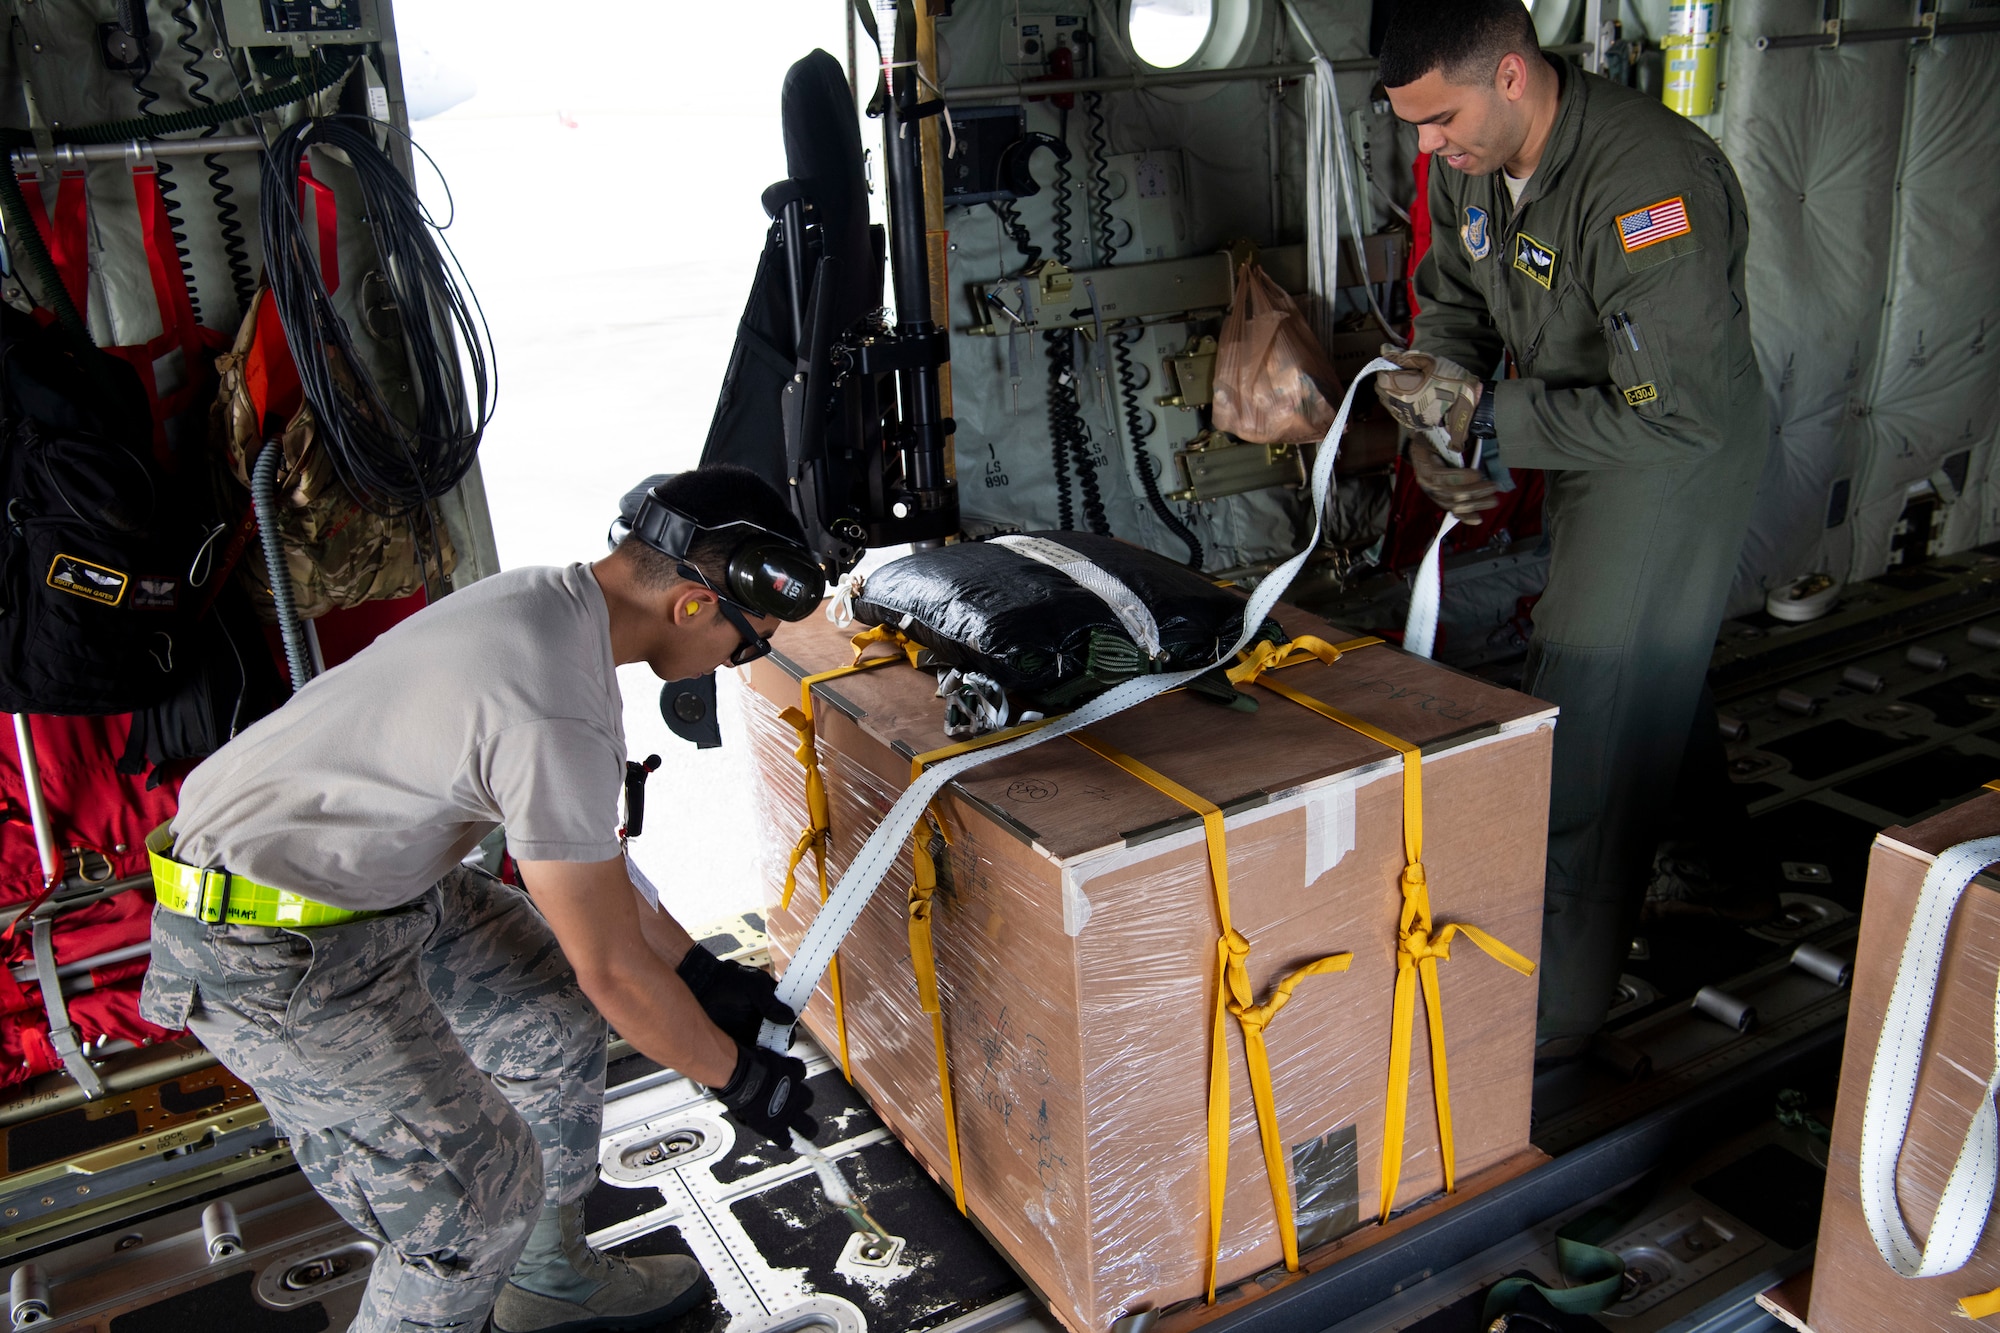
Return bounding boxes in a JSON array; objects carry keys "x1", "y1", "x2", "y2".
[
  {"x1": 1374, "y1": 346, "x2": 1482, "y2": 462},
  {"x1": 1405, "y1": 439, "x2": 1501, "y2": 524}
]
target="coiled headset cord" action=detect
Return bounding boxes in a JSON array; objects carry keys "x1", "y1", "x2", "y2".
[
  {"x1": 1044, "y1": 112, "x2": 1109, "y2": 535},
  {"x1": 1114, "y1": 328, "x2": 1202, "y2": 569},
  {"x1": 1084, "y1": 92, "x2": 1198, "y2": 566}
]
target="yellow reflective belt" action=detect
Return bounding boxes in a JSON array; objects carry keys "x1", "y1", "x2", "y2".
[
  {"x1": 1233, "y1": 635, "x2": 1535, "y2": 1222},
  {"x1": 906, "y1": 717, "x2": 1055, "y2": 1216},
  {"x1": 1067, "y1": 730, "x2": 1353, "y2": 1298},
  {"x1": 778, "y1": 648, "x2": 908, "y2": 1080},
  {"x1": 145, "y1": 823, "x2": 374, "y2": 928}
]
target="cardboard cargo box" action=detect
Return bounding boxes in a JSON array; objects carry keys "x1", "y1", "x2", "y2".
[
  {"x1": 737, "y1": 602, "x2": 1555, "y2": 1332},
  {"x1": 1811, "y1": 790, "x2": 2000, "y2": 1333}
]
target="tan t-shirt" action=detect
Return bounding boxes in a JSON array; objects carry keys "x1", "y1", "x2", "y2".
[{"x1": 171, "y1": 563, "x2": 627, "y2": 911}]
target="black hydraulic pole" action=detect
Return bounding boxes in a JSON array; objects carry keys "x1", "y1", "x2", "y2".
[{"x1": 880, "y1": 45, "x2": 951, "y2": 505}]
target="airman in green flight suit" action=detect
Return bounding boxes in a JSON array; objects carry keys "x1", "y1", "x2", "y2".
[{"x1": 1373, "y1": 0, "x2": 1769, "y2": 1053}]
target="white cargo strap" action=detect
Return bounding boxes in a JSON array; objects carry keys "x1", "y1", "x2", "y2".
[
  {"x1": 32, "y1": 916, "x2": 104, "y2": 1099},
  {"x1": 1858, "y1": 833, "x2": 2000, "y2": 1281},
  {"x1": 759, "y1": 358, "x2": 1403, "y2": 1050},
  {"x1": 991, "y1": 534, "x2": 1165, "y2": 662},
  {"x1": 1401, "y1": 431, "x2": 1471, "y2": 661},
  {"x1": 1403, "y1": 513, "x2": 1456, "y2": 660}
]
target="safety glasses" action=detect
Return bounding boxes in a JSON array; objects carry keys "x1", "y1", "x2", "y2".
[{"x1": 717, "y1": 599, "x2": 774, "y2": 667}]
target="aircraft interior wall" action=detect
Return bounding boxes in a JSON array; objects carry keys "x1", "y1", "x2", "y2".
[
  {"x1": 1716, "y1": 0, "x2": 2000, "y2": 614},
  {"x1": 934, "y1": 0, "x2": 1999, "y2": 621},
  {"x1": 935, "y1": 0, "x2": 1405, "y2": 576}
]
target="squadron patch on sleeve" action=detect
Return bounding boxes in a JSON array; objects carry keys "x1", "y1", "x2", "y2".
[
  {"x1": 1461, "y1": 205, "x2": 1491, "y2": 261},
  {"x1": 1512, "y1": 232, "x2": 1559, "y2": 290},
  {"x1": 1616, "y1": 197, "x2": 1692, "y2": 253}
]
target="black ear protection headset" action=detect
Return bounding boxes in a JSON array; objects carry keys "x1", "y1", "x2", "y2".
[{"x1": 621, "y1": 485, "x2": 826, "y2": 666}]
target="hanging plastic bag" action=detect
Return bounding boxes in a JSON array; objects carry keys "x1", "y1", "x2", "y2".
[{"x1": 1212, "y1": 260, "x2": 1343, "y2": 446}]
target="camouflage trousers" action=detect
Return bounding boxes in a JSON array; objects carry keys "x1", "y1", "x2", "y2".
[{"x1": 141, "y1": 866, "x2": 608, "y2": 1332}]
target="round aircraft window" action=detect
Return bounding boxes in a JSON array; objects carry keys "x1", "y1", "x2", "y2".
[{"x1": 1128, "y1": 0, "x2": 1215, "y2": 69}]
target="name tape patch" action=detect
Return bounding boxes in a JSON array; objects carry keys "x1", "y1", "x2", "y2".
[
  {"x1": 1513, "y1": 231, "x2": 1559, "y2": 289},
  {"x1": 46, "y1": 554, "x2": 129, "y2": 606},
  {"x1": 1624, "y1": 383, "x2": 1660, "y2": 406},
  {"x1": 1617, "y1": 196, "x2": 1692, "y2": 253}
]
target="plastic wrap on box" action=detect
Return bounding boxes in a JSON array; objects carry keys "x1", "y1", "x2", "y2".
[
  {"x1": 731, "y1": 604, "x2": 1555, "y2": 1332},
  {"x1": 1811, "y1": 791, "x2": 2000, "y2": 1333}
]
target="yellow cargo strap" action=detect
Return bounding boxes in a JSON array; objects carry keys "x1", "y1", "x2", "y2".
[
  {"x1": 145, "y1": 824, "x2": 374, "y2": 928},
  {"x1": 1067, "y1": 730, "x2": 1354, "y2": 1299},
  {"x1": 907, "y1": 716, "x2": 1055, "y2": 1216},
  {"x1": 778, "y1": 647, "x2": 909, "y2": 1080},
  {"x1": 1232, "y1": 635, "x2": 1536, "y2": 1222},
  {"x1": 906, "y1": 807, "x2": 966, "y2": 1212}
]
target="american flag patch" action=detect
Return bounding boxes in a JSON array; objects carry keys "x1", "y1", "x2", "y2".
[{"x1": 1617, "y1": 197, "x2": 1692, "y2": 252}]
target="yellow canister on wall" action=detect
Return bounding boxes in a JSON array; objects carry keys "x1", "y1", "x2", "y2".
[{"x1": 1663, "y1": 0, "x2": 1720, "y2": 117}]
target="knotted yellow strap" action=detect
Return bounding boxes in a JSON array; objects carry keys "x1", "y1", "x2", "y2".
[
  {"x1": 1226, "y1": 634, "x2": 1385, "y2": 687},
  {"x1": 779, "y1": 652, "x2": 907, "y2": 1079},
  {"x1": 849, "y1": 622, "x2": 928, "y2": 668},
  {"x1": 1068, "y1": 730, "x2": 1353, "y2": 1298},
  {"x1": 1233, "y1": 634, "x2": 1534, "y2": 1222}
]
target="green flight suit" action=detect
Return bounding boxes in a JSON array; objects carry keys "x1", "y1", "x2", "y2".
[{"x1": 1413, "y1": 59, "x2": 1769, "y2": 1042}]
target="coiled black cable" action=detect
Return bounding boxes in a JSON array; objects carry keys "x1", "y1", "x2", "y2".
[
  {"x1": 1083, "y1": 93, "x2": 1191, "y2": 561},
  {"x1": 1043, "y1": 332, "x2": 1075, "y2": 530},
  {"x1": 1043, "y1": 114, "x2": 1109, "y2": 535},
  {"x1": 259, "y1": 115, "x2": 495, "y2": 523},
  {"x1": 1115, "y1": 328, "x2": 1201, "y2": 569},
  {"x1": 171, "y1": 0, "x2": 254, "y2": 318},
  {"x1": 989, "y1": 199, "x2": 1040, "y2": 270},
  {"x1": 1049, "y1": 112, "x2": 1075, "y2": 270},
  {"x1": 1084, "y1": 93, "x2": 1114, "y2": 266},
  {"x1": 1048, "y1": 331, "x2": 1108, "y2": 534},
  {"x1": 127, "y1": 68, "x2": 203, "y2": 324}
]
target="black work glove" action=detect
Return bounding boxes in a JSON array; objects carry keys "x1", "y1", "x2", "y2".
[
  {"x1": 717, "y1": 1043, "x2": 818, "y2": 1147},
  {"x1": 678, "y1": 945, "x2": 795, "y2": 1046},
  {"x1": 1406, "y1": 439, "x2": 1501, "y2": 524}
]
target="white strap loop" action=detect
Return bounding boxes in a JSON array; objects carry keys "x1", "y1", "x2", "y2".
[
  {"x1": 1859, "y1": 833, "x2": 2000, "y2": 1279},
  {"x1": 825, "y1": 571, "x2": 866, "y2": 630}
]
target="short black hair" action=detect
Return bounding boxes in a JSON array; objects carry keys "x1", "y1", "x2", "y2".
[
  {"x1": 1378, "y1": 0, "x2": 1541, "y2": 88},
  {"x1": 615, "y1": 463, "x2": 808, "y2": 592}
]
